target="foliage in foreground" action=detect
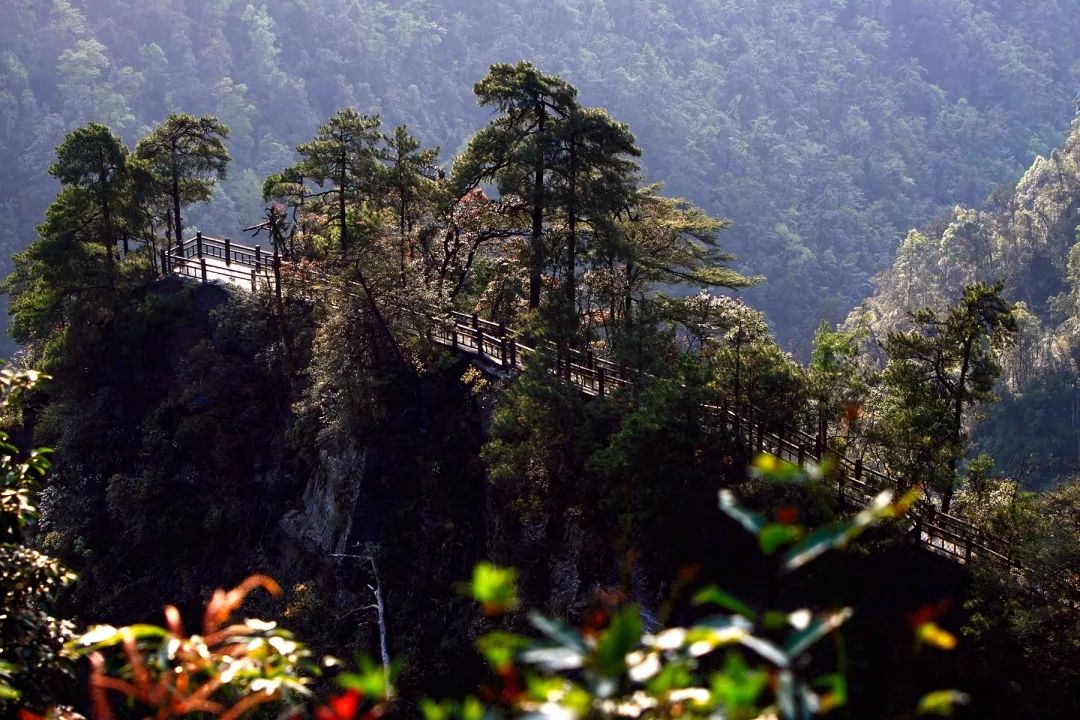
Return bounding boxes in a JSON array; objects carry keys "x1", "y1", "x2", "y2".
[
  {"x1": 52, "y1": 457, "x2": 967, "y2": 720},
  {"x1": 0, "y1": 367, "x2": 73, "y2": 713}
]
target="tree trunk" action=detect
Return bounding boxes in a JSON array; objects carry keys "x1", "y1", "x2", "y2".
[
  {"x1": 339, "y1": 153, "x2": 348, "y2": 253},
  {"x1": 399, "y1": 189, "x2": 407, "y2": 285},
  {"x1": 100, "y1": 185, "x2": 115, "y2": 274},
  {"x1": 734, "y1": 329, "x2": 743, "y2": 409},
  {"x1": 529, "y1": 101, "x2": 546, "y2": 309},
  {"x1": 369, "y1": 558, "x2": 392, "y2": 698},
  {"x1": 566, "y1": 139, "x2": 578, "y2": 336},
  {"x1": 171, "y1": 151, "x2": 183, "y2": 246},
  {"x1": 943, "y1": 334, "x2": 975, "y2": 515}
]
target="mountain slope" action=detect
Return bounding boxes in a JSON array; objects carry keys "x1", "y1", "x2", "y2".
[
  {"x1": 855, "y1": 110, "x2": 1080, "y2": 488},
  {"x1": 4, "y1": 0, "x2": 1080, "y2": 350}
]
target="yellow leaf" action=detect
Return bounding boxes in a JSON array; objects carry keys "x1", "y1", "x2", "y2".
[{"x1": 917, "y1": 623, "x2": 957, "y2": 650}]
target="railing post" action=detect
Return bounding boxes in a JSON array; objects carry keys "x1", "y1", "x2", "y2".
[
  {"x1": 508, "y1": 338, "x2": 516, "y2": 367},
  {"x1": 160, "y1": 249, "x2": 168, "y2": 275},
  {"x1": 797, "y1": 441, "x2": 804, "y2": 468},
  {"x1": 854, "y1": 458, "x2": 863, "y2": 484},
  {"x1": 598, "y1": 367, "x2": 606, "y2": 397},
  {"x1": 224, "y1": 237, "x2": 231, "y2": 266},
  {"x1": 472, "y1": 313, "x2": 483, "y2": 357},
  {"x1": 255, "y1": 244, "x2": 262, "y2": 270},
  {"x1": 200, "y1": 257, "x2": 207, "y2": 282},
  {"x1": 814, "y1": 430, "x2": 823, "y2": 460},
  {"x1": 251, "y1": 266, "x2": 257, "y2": 292},
  {"x1": 196, "y1": 231, "x2": 204, "y2": 259},
  {"x1": 498, "y1": 324, "x2": 507, "y2": 365},
  {"x1": 965, "y1": 533, "x2": 975, "y2": 564},
  {"x1": 586, "y1": 350, "x2": 594, "y2": 369}
]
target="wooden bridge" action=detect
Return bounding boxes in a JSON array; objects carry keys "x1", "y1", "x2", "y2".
[{"x1": 142, "y1": 234, "x2": 1031, "y2": 582}]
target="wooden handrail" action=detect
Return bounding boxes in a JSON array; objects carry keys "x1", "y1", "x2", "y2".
[{"x1": 156, "y1": 233, "x2": 1040, "y2": 582}]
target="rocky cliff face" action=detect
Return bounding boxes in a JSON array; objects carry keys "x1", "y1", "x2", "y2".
[{"x1": 280, "y1": 441, "x2": 372, "y2": 555}]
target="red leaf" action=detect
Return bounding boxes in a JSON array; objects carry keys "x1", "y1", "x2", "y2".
[
  {"x1": 776, "y1": 506, "x2": 799, "y2": 524},
  {"x1": 906, "y1": 598, "x2": 953, "y2": 629}
]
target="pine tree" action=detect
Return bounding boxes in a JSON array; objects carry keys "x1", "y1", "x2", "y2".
[
  {"x1": 882, "y1": 282, "x2": 1018, "y2": 513},
  {"x1": 285, "y1": 108, "x2": 382, "y2": 253},
  {"x1": 547, "y1": 106, "x2": 640, "y2": 335},
  {"x1": 381, "y1": 125, "x2": 440, "y2": 282},
  {"x1": 48, "y1": 122, "x2": 129, "y2": 256},
  {"x1": 598, "y1": 187, "x2": 756, "y2": 329},
  {"x1": 134, "y1": 114, "x2": 230, "y2": 243},
  {"x1": 455, "y1": 62, "x2": 578, "y2": 309}
]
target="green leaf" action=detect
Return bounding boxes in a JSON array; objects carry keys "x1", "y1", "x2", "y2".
[
  {"x1": 524, "y1": 675, "x2": 567, "y2": 701},
  {"x1": 813, "y1": 673, "x2": 848, "y2": 713},
  {"x1": 520, "y1": 645, "x2": 585, "y2": 671},
  {"x1": 782, "y1": 523, "x2": 851, "y2": 571},
  {"x1": 718, "y1": 489, "x2": 766, "y2": 535},
  {"x1": 692, "y1": 585, "x2": 758, "y2": 620},
  {"x1": 476, "y1": 631, "x2": 530, "y2": 671},
  {"x1": 759, "y1": 523, "x2": 803, "y2": 555},
  {"x1": 750, "y1": 453, "x2": 806, "y2": 484},
  {"x1": 739, "y1": 634, "x2": 789, "y2": 668},
  {"x1": 646, "y1": 661, "x2": 693, "y2": 694},
  {"x1": 777, "y1": 669, "x2": 797, "y2": 719},
  {"x1": 595, "y1": 606, "x2": 643, "y2": 677},
  {"x1": 469, "y1": 562, "x2": 518, "y2": 614},
  {"x1": 783, "y1": 609, "x2": 853, "y2": 659},
  {"x1": 72, "y1": 623, "x2": 172, "y2": 655},
  {"x1": 711, "y1": 651, "x2": 768, "y2": 719},
  {"x1": 782, "y1": 491, "x2": 895, "y2": 572},
  {"x1": 338, "y1": 655, "x2": 390, "y2": 699},
  {"x1": 761, "y1": 611, "x2": 790, "y2": 631},
  {"x1": 461, "y1": 695, "x2": 487, "y2": 720},
  {"x1": 420, "y1": 698, "x2": 453, "y2": 720},
  {"x1": 529, "y1": 612, "x2": 586, "y2": 652},
  {"x1": 690, "y1": 614, "x2": 757, "y2": 660},
  {"x1": 916, "y1": 690, "x2": 971, "y2": 716}
]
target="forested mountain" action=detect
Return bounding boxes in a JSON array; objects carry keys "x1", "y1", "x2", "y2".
[
  {"x1": 5, "y1": 0, "x2": 1080, "y2": 352},
  {"x1": 4, "y1": 58, "x2": 1080, "y2": 715},
  {"x1": 856, "y1": 109, "x2": 1080, "y2": 490}
]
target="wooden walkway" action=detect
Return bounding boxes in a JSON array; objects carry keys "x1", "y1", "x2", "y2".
[{"x1": 151, "y1": 234, "x2": 1033, "y2": 581}]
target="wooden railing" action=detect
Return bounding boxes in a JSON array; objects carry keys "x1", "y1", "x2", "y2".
[
  {"x1": 159, "y1": 232, "x2": 277, "y2": 291},
  {"x1": 154, "y1": 233, "x2": 1029, "y2": 579}
]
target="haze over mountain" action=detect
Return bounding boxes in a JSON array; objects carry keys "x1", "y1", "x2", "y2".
[{"x1": 5, "y1": 0, "x2": 1080, "y2": 351}]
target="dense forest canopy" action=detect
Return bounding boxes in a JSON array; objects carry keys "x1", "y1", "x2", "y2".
[
  {"x1": 855, "y1": 111, "x2": 1080, "y2": 490},
  {"x1": 4, "y1": 63, "x2": 1080, "y2": 717},
  {"x1": 4, "y1": 0, "x2": 1080, "y2": 353}
]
